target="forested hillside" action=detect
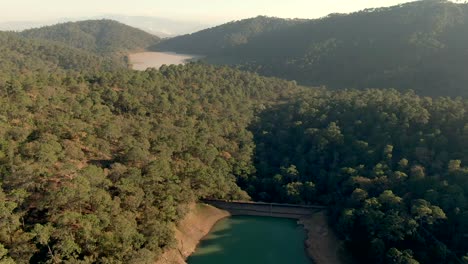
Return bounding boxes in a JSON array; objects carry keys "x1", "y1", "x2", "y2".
[
  {"x1": 1, "y1": 62, "x2": 466, "y2": 263},
  {"x1": 156, "y1": 0, "x2": 468, "y2": 97},
  {"x1": 0, "y1": 64, "x2": 297, "y2": 263},
  {"x1": 245, "y1": 89, "x2": 468, "y2": 263},
  {"x1": 21, "y1": 20, "x2": 160, "y2": 54},
  {"x1": 1, "y1": 2, "x2": 467, "y2": 263},
  {"x1": 0, "y1": 19, "x2": 154, "y2": 77},
  {"x1": 0, "y1": 31, "x2": 121, "y2": 75},
  {"x1": 152, "y1": 16, "x2": 305, "y2": 55}
]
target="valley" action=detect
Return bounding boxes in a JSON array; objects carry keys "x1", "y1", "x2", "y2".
[
  {"x1": 153, "y1": 1, "x2": 468, "y2": 97},
  {"x1": 0, "y1": 1, "x2": 467, "y2": 264}
]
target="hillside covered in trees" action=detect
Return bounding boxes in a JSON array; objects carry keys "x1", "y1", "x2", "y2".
[
  {"x1": 245, "y1": 89, "x2": 468, "y2": 263},
  {"x1": 0, "y1": 31, "x2": 122, "y2": 76},
  {"x1": 0, "y1": 64, "x2": 297, "y2": 263},
  {"x1": 0, "y1": 2, "x2": 467, "y2": 263},
  {"x1": 21, "y1": 20, "x2": 160, "y2": 54},
  {"x1": 0, "y1": 19, "x2": 160, "y2": 77},
  {"x1": 152, "y1": 16, "x2": 305, "y2": 55},
  {"x1": 0, "y1": 64, "x2": 466, "y2": 263},
  {"x1": 155, "y1": 0, "x2": 468, "y2": 97}
]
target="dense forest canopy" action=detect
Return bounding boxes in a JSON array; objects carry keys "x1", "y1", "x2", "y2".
[
  {"x1": 0, "y1": 2, "x2": 467, "y2": 263},
  {"x1": 0, "y1": 31, "x2": 122, "y2": 76},
  {"x1": 155, "y1": 0, "x2": 468, "y2": 97},
  {"x1": 0, "y1": 19, "x2": 162, "y2": 83},
  {"x1": 244, "y1": 88, "x2": 468, "y2": 263},
  {"x1": 21, "y1": 20, "x2": 160, "y2": 54},
  {"x1": 152, "y1": 16, "x2": 306, "y2": 55},
  {"x1": 0, "y1": 64, "x2": 297, "y2": 263}
]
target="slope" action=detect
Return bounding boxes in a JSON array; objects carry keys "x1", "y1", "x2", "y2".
[
  {"x1": 230, "y1": 0, "x2": 468, "y2": 97},
  {"x1": 21, "y1": 19, "x2": 160, "y2": 54},
  {"x1": 156, "y1": 1, "x2": 468, "y2": 97},
  {"x1": 0, "y1": 64, "x2": 299, "y2": 263},
  {"x1": 0, "y1": 31, "x2": 121, "y2": 76},
  {"x1": 152, "y1": 16, "x2": 306, "y2": 55}
]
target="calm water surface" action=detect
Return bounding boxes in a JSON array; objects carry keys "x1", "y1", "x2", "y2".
[
  {"x1": 129, "y1": 52, "x2": 201, "y2": 70},
  {"x1": 187, "y1": 216, "x2": 311, "y2": 264}
]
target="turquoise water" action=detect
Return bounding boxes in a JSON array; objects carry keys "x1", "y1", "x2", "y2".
[{"x1": 187, "y1": 216, "x2": 311, "y2": 264}]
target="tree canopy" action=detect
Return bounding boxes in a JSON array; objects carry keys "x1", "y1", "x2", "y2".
[
  {"x1": 152, "y1": 16, "x2": 305, "y2": 55},
  {"x1": 0, "y1": 4, "x2": 467, "y2": 263},
  {"x1": 156, "y1": 0, "x2": 468, "y2": 97},
  {"x1": 22, "y1": 19, "x2": 160, "y2": 54},
  {"x1": 244, "y1": 88, "x2": 467, "y2": 263},
  {"x1": 0, "y1": 63, "x2": 297, "y2": 263}
]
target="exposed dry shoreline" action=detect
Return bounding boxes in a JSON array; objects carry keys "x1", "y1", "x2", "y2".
[
  {"x1": 156, "y1": 203, "x2": 350, "y2": 264},
  {"x1": 299, "y1": 212, "x2": 353, "y2": 264},
  {"x1": 155, "y1": 203, "x2": 230, "y2": 264}
]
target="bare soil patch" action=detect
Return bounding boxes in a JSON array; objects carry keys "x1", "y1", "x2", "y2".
[
  {"x1": 299, "y1": 212, "x2": 355, "y2": 264},
  {"x1": 155, "y1": 203, "x2": 230, "y2": 264}
]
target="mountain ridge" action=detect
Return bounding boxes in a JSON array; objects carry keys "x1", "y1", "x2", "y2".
[
  {"x1": 155, "y1": 1, "x2": 468, "y2": 97},
  {"x1": 152, "y1": 16, "x2": 307, "y2": 55},
  {"x1": 0, "y1": 31, "x2": 122, "y2": 75},
  {"x1": 21, "y1": 19, "x2": 160, "y2": 54}
]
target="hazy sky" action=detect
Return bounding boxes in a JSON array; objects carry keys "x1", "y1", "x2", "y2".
[{"x1": 1, "y1": 0, "x2": 424, "y2": 23}]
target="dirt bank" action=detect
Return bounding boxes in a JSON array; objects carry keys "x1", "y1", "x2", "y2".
[
  {"x1": 299, "y1": 212, "x2": 354, "y2": 264},
  {"x1": 155, "y1": 203, "x2": 230, "y2": 264}
]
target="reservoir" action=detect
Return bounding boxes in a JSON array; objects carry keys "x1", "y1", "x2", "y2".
[
  {"x1": 187, "y1": 216, "x2": 311, "y2": 264},
  {"x1": 129, "y1": 51, "x2": 201, "y2": 70}
]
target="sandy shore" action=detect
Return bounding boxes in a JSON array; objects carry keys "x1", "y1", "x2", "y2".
[{"x1": 155, "y1": 203, "x2": 230, "y2": 264}]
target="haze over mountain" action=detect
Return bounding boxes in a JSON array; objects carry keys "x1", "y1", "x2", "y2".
[
  {"x1": 0, "y1": 16, "x2": 212, "y2": 37},
  {"x1": 0, "y1": 20, "x2": 60, "y2": 32},
  {"x1": 98, "y1": 15, "x2": 212, "y2": 37},
  {"x1": 154, "y1": 0, "x2": 468, "y2": 97}
]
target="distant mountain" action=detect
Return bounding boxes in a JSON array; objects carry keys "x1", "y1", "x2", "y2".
[
  {"x1": 0, "y1": 16, "x2": 212, "y2": 37},
  {"x1": 21, "y1": 19, "x2": 160, "y2": 54},
  {"x1": 152, "y1": 16, "x2": 306, "y2": 55},
  {"x1": 98, "y1": 15, "x2": 212, "y2": 37},
  {"x1": 0, "y1": 31, "x2": 120, "y2": 75},
  {"x1": 0, "y1": 20, "x2": 58, "y2": 31},
  {"x1": 156, "y1": 1, "x2": 468, "y2": 97}
]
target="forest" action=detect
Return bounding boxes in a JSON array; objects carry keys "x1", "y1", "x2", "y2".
[
  {"x1": 154, "y1": 0, "x2": 468, "y2": 97},
  {"x1": 245, "y1": 89, "x2": 468, "y2": 263},
  {"x1": 1, "y1": 2, "x2": 468, "y2": 263},
  {"x1": 21, "y1": 20, "x2": 160, "y2": 54},
  {"x1": 0, "y1": 64, "x2": 297, "y2": 263},
  {"x1": 152, "y1": 16, "x2": 305, "y2": 55},
  {"x1": 0, "y1": 31, "x2": 122, "y2": 76}
]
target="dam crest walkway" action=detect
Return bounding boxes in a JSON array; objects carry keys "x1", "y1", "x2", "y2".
[{"x1": 202, "y1": 199, "x2": 326, "y2": 219}]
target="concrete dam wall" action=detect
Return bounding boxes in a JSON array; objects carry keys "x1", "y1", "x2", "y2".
[{"x1": 202, "y1": 199, "x2": 326, "y2": 219}]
